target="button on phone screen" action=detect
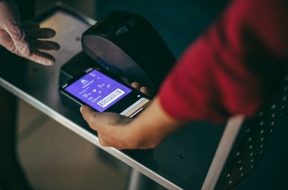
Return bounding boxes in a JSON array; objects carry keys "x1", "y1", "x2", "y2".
[{"x1": 65, "y1": 69, "x2": 132, "y2": 112}]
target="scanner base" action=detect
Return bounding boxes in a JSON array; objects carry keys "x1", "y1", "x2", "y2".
[{"x1": 59, "y1": 52, "x2": 99, "y2": 85}]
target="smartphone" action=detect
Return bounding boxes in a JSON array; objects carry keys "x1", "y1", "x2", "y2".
[{"x1": 59, "y1": 67, "x2": 150, "y2": 118}]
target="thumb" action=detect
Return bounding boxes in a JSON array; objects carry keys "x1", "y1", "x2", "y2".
[
  {"x1": 80, "y1": 105, "x2": 99, "y2": 130},
  {"x1": 6, "y1": 20, "x2": 30, "y2": 56},
  {"x1": 80, "y1": 106, "x2": 121, "y2": 131}
]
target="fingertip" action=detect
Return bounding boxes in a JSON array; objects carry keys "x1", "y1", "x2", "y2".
[
  {"x1": 55, "y1": 43, "x2": 61, "y2": 50},
  {"x1": 140, "y1": 87, "x2": 149, "y2": 94},
  {"x1": 40, "y1": 56, "x2": 56, "y2": 66},
  {"x1": 131, "y1": 82, "x2": 140, "y2": 89},
  {"x1": 80, "y1": 105, "x2": 88, "y2": 114},
  {"x1": 37, "y1": 59, "x2": 55, "y2": 66},
  {"x1": 49, "y1": 29, "x2": 56, "y2": 37},
  {"x1": 45, "y1": 28, "x2": 56, "y2": 38},
  {"x1": 80, "y1": 105, "x2": 90, "y2": 114},
  {"x1": 44, "y1": 59, "x2": 55, "y2": 66},
  {"x1": 81, "y1": 106, "x2": 94, "y2": 122},
  {"x1": 44, "y1": 42, "x2": 61, "y2": 51}
]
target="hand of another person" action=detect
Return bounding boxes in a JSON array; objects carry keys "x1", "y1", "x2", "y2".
[
  {"x1": 0, "y1": 0, "x2": 59, "y2": 65},
  {"x1": 80, "y1": 82, "x2": 180, "y2": 149}
]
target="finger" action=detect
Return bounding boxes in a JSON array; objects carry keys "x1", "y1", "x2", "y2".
[
  {"x1": 98, "y1": 136, "x2": 108, "y2": 147},
  {"x1": 131, "y1": 82, "x2": 141, "y2": 90},
  {"x1": 80, "y1": 105, "x2": 113, "y2": 132},
  {"x1": 5, "y1": 21, "x2": 31, "y2": 56},
  {"x1": 25, "y1": 28, "x2": 56, "y2": 39},
  {"x1": 22, "y1": 21, "x2": 40, "y2": 29},
  {"x1": 140, "y1": 87, "x2": 150, "y2": 95},
  {"x1": 26, "y1": 49, "x2": 56, "y2": 65},
  {"x1": 80, "y1": 105, "x2": 106, "y2": 134},
  {"x1": 31, "y1": 40, "x2": 60, "y2": 51},
  {"x1": 81, "y1": 105, "x2": 97, "y2": 128},
  {"x1": 80, "y1": 106, "x2": 111, "y2": 146}
]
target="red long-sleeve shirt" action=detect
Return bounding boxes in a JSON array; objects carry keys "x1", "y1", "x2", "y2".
[{"x1": 159, "y1": 0, "x2": 288, "y2": 122}]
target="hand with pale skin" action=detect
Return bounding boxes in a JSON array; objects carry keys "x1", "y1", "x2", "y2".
[
  {"x1": 80, "y1": 82, "x2": 183, "y2": 150},
  {"x1": 0, "y1": 0, "x2": 59, "y2": 65}
]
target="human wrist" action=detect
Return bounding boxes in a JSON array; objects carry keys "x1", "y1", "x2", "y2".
[{"x1": 127, "y1": 97, "x2": 182, "y2": 149}]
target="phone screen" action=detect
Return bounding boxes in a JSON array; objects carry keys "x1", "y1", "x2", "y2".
[{"x1": 64, "y1": 69, "x2": 132, "y2": 112}]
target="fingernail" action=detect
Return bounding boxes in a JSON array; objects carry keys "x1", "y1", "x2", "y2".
[
  {"x1": 47, "y1": 29, "x2": 56, "y2": 37},
  {"x1": 55, "y1": 44, "x2": 61, "y2": 50},
  {"x1": 44, "y1": 61, "x2": 54, "y2": 66},
  {"x1": 45, "y1": 59, "x2": 55, "y2": 65}
]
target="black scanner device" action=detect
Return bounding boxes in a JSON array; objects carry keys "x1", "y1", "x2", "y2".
[{"x1": 60, "y1": 12, "x2": 175, "y2": 91}]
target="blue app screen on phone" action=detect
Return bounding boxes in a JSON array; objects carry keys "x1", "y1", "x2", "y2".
[{"x1": 65, "y1": 69, "x2": 132, "y2": 112}]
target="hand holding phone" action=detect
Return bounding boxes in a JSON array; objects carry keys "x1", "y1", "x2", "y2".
[
  {"x1": 60, "y1": 68, "x2": 150, "y2": 118},
  {"x1": 80, "y1": 96, "x2": 180, "y2": 149}
]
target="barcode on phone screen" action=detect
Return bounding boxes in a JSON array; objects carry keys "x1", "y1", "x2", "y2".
[{"x1": 97, "y1": 88, "x2": 125, "y2": 108}]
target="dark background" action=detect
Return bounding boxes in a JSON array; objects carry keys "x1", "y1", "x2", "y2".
[{"x1": 34, "y1": 0, "x2": 229, "y2": 58}]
